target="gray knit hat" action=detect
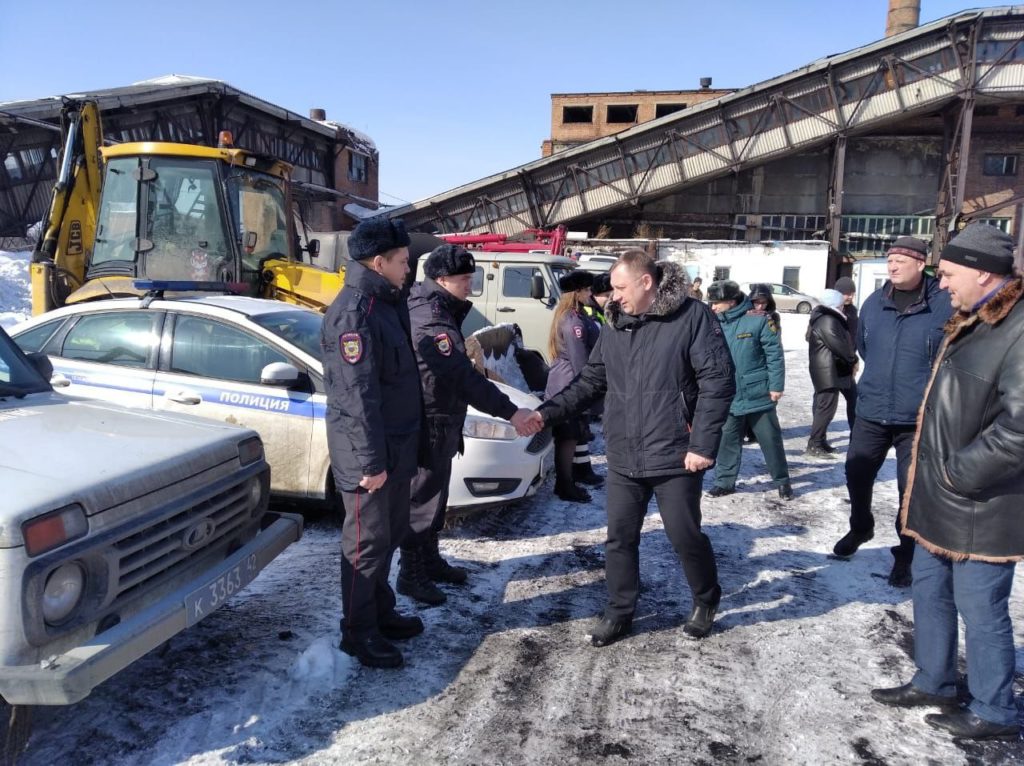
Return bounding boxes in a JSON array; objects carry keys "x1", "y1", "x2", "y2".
[
  {"x1": 941, "y1": 223, "x2": 1016, "y2": 275},
  {"x1": 833, "y1": 276, "x2": 856, "y2": 295}
]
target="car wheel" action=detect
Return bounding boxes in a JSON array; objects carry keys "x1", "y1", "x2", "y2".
[
  {"x1": 1, "y1": 701, "x2": 32, "y2": 766},
  {"x1": 796, "y1": 301, "x2": 812, "y2": 314}
]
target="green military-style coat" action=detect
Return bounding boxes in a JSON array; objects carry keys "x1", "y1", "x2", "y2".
[{"x1": 715, "y1": 297, "x2": 785, "y2": 416}]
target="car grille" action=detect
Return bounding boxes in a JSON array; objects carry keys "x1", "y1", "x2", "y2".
[
  {"x1": 526, "y1": 428, "x2": 553, "y2": 454},
  {"x1": 110, "y1": 479, "x2": 252, "y2": 604}
]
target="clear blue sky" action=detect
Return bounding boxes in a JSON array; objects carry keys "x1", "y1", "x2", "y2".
[{"x1": 0, "y1": 0, "x2": 1004, "y2": 204}]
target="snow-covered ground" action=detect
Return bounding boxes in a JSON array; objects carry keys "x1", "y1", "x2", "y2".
[
  {"x1": 2, "y1": 272, "x2": 1022, "y2": 764},
  {"x1": 0, "y1": 250, "x2": 31, "y2": 328}
]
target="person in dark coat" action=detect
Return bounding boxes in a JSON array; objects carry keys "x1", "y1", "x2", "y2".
[
  {"x1": 690, "y1": 276, "x2": 704, "y2": 302},
  {"x1": 399, "y1": 244, "x2": 534, "y2": 606},
  {"x1": 832, "y1": 276, "x2": 859, "y2": 428},
  {"x1": 804, "y1": 289, "x2": 858, "y2": 457},
  {"x1": 525, "y1": 250, "x2": 736, "y2": 645},
  {"x1": 545, "y1": 269, "x2": 601, "y2": 501},
  {"x1": 321, "y1": 217, "x2": 423, "y2": 669},
  {"x1": 706, "y1": 280, "x2": 793, "y2": 500},
  {"x1": 832, "y1": 235, "x2": 953, "y2": 589},
  {"x1": 872, "y1": 224, "x2": 1023, "y2": 742}
]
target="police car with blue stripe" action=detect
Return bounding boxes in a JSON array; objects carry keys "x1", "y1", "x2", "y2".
[{"x1": 12, "y1": 282, "x2": 552, "y2": 510}]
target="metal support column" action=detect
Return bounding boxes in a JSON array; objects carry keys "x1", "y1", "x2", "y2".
[
  {"x1": 933, "y1": 95, "x2": 975, "y2": 258},
  {"x1": 825, "y1": 136, "x2": 847, "y2": 284}
]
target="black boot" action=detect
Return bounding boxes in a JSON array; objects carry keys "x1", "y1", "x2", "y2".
[
  {"x1": 340, "y1": 632, "x2": 403, "y2": 668},
  {"x1": 423, "y1": 531, "x2": 468, "y2": 585},
  {"x1": 573, "y1": 461, "x2": 604, "y2": 487},
  {"x1": 378, "y1": 610, "x2": 424, "y2": 640},
  {"x1": 397, "y1": 546, "x2": 446, "y2": 606},
  {"x1": 555, "y1": 438, "x2": 590, "y2": 502}
]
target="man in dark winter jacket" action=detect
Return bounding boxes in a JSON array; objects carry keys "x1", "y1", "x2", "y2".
[
  {"x1": 399, "y1": 244, "x2": 534, "y2": 606},
  {"x1": 872, "y1": 224, "x2": 1022, "y2": 742},
  {"x1": 832, "y1": 236, "x2": 952, "y2": 589},
  {"x1": 524, "y1": 250, "x2": 735, "y2": 645},
  {"x1": 832, "y1": 276, "x2": 859, "y2": 428},
  {"x1": 706, "y1": 280, "x2": 793, "y2": 500},
  {"x1": 321, "y1": 217, "x2": 424, "y2": 669},
  {"x1": 804, "y1": 289, "x2": 857, "y2": 457}
]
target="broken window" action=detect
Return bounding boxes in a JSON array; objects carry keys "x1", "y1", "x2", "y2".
[
  {"x1": 349, "y1": 152, "x2": 368, "y2": 183},
  {"x1": 983, "y1": 154, "x2": 1018, "y2": 176},
  {"x1": 655, "y1": 103, "x2": 687, "y2": 118},
  {"x1": 606, "y1": 105, "x2": 639, "y2": 124},
  {"x1": 562, "y1": 106, "x2": 593, "y2": 124}
]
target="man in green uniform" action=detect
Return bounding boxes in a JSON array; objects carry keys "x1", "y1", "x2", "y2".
[{"x1": 705, "y1": 280, "x2": 793, "y2": 500}]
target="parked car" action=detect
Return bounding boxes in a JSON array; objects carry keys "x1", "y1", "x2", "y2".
[
  {"x1": 740, "y1": 282, "x2": 820, "y2": 314},
  {"x1": 573, "y1": 252, "x2": 616, "y2": 273},
  {"x1": 11, "y1": 294, "x2": 553, "y2": 511},
  {"x1": 0, "y1": 323, "x2": 300, "y2": 757}
]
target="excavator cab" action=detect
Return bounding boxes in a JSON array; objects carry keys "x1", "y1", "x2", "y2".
[{"x1": 32, "y1": 102, "x2": 341, "y2": 314}]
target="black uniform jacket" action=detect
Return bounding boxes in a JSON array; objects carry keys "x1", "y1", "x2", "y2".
[
  {"x1": 408, "y1": 279, "x2": 517, "y2": 458},
  {"x1": 322, "y1": 260, "x2": 423, "y2": 492},
  {"x1": 539, "y1": 261, "x2": 736, "y2": 478},
  {"x1": 805, "y1": 305, "x2": 857, "y2": 392},
  {"x1": 902, "y1": 276, "x2": 1024, "y2": 562}
]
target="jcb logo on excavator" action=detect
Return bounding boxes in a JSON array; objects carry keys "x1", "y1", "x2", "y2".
[{"x1": 67, "y1": 220, "x2": 84, "y2": 256}]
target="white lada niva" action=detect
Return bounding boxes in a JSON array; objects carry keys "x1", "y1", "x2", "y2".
[{"x1": 0, "y1": 324, "x2": 301, "y2": 761}]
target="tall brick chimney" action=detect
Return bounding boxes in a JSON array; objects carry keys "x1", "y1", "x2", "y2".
[{"x1": 885, "y1": 0, "x2": 920, "y2": 37}]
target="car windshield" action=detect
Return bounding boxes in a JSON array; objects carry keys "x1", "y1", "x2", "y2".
[
  {"x1": 0, "y1": 328, "x2": 51, "y2": 397},
  {"x1": 249, "y1": 310, "x2": 324, "y2": 361}
]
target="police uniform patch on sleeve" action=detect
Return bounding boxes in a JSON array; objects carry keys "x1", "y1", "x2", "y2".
[
  {"x1": 767, "y1": 319, "x2": 779, "y2": 334},
  {"x1": 340, "y1": 332, "x2": 363, "y2": 364},
  {"x1": 434, "y1": 332, "x2": 453, "y2": 357},
  {"x1": 573, "y1": 325, "x2": 583, "y2": 339}
]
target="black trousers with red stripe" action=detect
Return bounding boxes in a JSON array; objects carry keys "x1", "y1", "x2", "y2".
[{"x1": 340, "y1": 479, "x2": 411, "y2": 638}]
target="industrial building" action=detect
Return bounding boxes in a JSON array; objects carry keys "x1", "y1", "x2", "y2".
[
  {"x1": 0, "y1": 76, "x2": 378, "y2": 242},
  {"x1": 388, "y1": 2, "x2": 1024, "y2": 282}
]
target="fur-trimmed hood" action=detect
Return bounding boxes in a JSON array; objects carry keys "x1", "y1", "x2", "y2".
[{"x1": 606, "y1": 260, "x2": 691, "y2": 326}]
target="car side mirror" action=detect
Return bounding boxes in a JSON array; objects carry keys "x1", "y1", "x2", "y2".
[
  {"x1": 260, "y1": 362, "x2": 300, "y2": 387},
  {"x1": 243, "y1": 231, "x2": 258, "y2": 251},
  {"x1": 27, "y1": 352, "x2": 53, "y2": 381},
  {"x1": 306, "y1": 239, "x2": 320, "y2": 258},
  {"x1": 530, "y1": 274, "x2": 546, "y2": 300}
]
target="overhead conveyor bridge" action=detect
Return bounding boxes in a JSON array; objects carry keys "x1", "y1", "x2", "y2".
[{"x1": 388, "y1": 6, "x2": 1024, "y2": 252}]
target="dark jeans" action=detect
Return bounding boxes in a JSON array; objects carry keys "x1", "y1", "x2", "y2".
[
  {"x1": 714, "y1": 407, "x2": 790, "y2": 490},
  {"x1": 340, "y1": 479, "x2": 410, "y2": 637},
  {"x1": 604, "y1": 470, "x2": 720, "y2": 619},
  {"x1": 808, "y1": 382, "x2": 856, "y2": 448},
  {"x1": 911, "y1": 547, "x2": 1019, "y2": 726},
  {"x1": 844, "y1": 417, "x2": 916, "y2": 563}
]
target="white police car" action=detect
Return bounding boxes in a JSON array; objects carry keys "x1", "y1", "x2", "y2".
[{"x1": 12, "y1": 291, "x2": 553, "y2": 510}]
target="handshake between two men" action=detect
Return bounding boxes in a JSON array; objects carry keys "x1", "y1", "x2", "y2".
[{"x1": 510, "y1": 408, "x2": 546, "y2": 437}]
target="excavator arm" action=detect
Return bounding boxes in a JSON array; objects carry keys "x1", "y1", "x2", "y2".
[{"x1": 30, "y1": 101, "x2": 104, "y2": 314}]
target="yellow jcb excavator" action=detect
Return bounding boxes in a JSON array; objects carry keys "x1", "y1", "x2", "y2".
[{"x1": 31, "y1": 100, "x2": 344, "y2": 315}]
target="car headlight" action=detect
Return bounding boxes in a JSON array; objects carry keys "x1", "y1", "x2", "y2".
[
  {"x1": 463, "y1": 415, "x2": 518, "y2": 441},
  {"x1": 248, "y1": 474, "x2": 265, "y2": 512},
  {"x1": 42, "y1": 562, "x2": 85, "y2": 625}
]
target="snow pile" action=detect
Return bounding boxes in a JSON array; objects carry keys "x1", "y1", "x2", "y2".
[
  {"x1": 0, "y1": 249, "x2": 31, "y2": 328},
  {"x1": 290, "y1": 635, "x2": 356, "y2": 687}
]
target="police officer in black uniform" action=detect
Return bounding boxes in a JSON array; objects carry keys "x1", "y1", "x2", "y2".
[
  {"x1": 321, "y1": 217, "x2": 423, "y2": 669},
  {"x1": 398, "y1": 244, "x2": 535, "y2": 605}
]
